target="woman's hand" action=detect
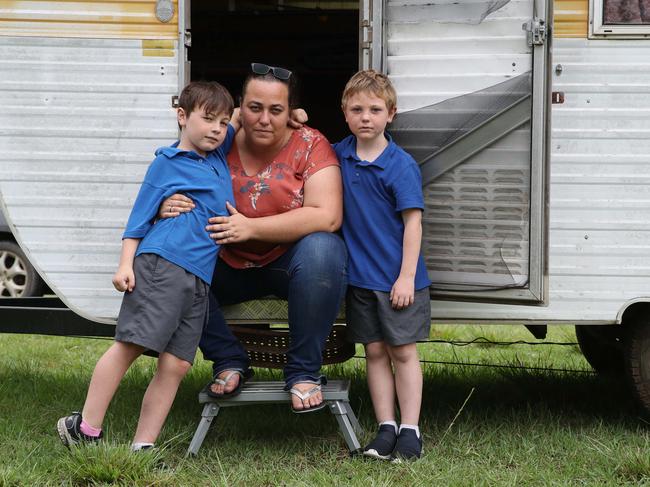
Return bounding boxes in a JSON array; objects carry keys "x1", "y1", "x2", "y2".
[
  {"x1": 158, "y1": 194, "x2": 195, "y2": 219},
  {"x1": 390, "y1": 276, "x2": 415, "y2": 310},
  {"x1": 206, "y1": 202, "x2": 254, "y2": 244}
]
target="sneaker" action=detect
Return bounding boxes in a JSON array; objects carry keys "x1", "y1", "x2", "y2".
[
  {"x1": 56, "y1": 412, "x2": 103, "y2": 448},
  {"x1": 390, "y1": 428, "x2": 423, "y2": 462},
  {"x1": 362, "y1": 424, "x2": 398, "y2": 460}
]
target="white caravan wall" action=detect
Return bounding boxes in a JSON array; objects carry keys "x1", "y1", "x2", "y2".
[{"x1": 0, "y1": 37, "x2": 178, "y2": 322}]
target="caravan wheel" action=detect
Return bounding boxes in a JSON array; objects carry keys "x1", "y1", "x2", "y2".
[
  {"x1": 624, "y1": 321, "x2": 650, "y2": 414},
  {"x1": 0, "y1": 240, "x2": 44, "y2": 297},
  {"x1": 575, "y1": 325, "x2": 624, "y2": 375}
]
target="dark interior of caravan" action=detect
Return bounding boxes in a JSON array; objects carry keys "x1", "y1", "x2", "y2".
[{"x1": 191, "y1": 1, "x2": 359, "y2": 142}]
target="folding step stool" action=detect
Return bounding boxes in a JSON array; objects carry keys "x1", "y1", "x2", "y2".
[
  {"x1": 187, "y1": 380, "x2": 362, "y2": 456},
  {"x1": 186, "y1": 322, "x2": 363, "y2": 456}
]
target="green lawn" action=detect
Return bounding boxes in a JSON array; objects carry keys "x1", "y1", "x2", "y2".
[{"x1": 1, "y1": 325, "x2": 649, "y2": 486}]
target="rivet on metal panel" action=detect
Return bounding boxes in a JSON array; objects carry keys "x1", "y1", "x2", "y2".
[
  {"x1": 171, "y1": 96, "x2": 179, "y2": 108},
  {"x1": 555, "y1": 64, "x2": 563, "y2": 75},
  {"x1": 584, "y1": 235, "x2": 589, "y2": 240},
  {"x1": 551, "y1": 92, "x2": 564, "y2": 104},
  {"x1": 155, "y1": 0, "x2": 174, "y2": 23}
]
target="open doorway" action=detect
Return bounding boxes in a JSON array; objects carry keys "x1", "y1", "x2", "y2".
[{"x1": 190, "y1": 1, "x2": 359, "y2": 142}]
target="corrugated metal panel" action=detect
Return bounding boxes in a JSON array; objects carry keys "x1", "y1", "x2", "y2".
[
  {"x1": 553, "y1": 0, "x2": 588, "y2": 38},
  {"x1": 429, "y1": 38, "x2": 650, "y2": 322},
  {"x1": 0, "y1": 1, "x2": 178, "y2": 39},
  {"x1": 0, "y1": 36, "x2": 178, "y2": 322}
]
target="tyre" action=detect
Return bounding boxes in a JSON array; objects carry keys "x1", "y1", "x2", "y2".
[
  {"x1": 575, "y1": 324, "x2": 624, "y2": 375},
  {"x1": 0, "y1": 239, "x2": 44, "y2": 297},
  {"x1": 624, "y1": 320, "x2": 650, "y2": 414}
]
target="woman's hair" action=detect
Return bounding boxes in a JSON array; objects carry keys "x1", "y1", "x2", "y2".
[
  {"x1": 341, "y1": 70, "x2": 397, "y2": 112},
  {"x1": 241, "y1": 66, "x2": 299, "y2": 109},
  {"x1": 178, "y1": 81, "x2": 234, "y2": 117}
]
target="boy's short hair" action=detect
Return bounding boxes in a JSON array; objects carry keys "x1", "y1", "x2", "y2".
[
  {"x1": 341, "y1": 70, "x2": 397, "y2": 113},
  {"x1": 178, "y1": 81, "x2": 234, "y2": 118}
]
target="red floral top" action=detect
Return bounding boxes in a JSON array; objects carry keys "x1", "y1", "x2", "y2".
[{"x1": 221, "y1": 126, "x2": 339, "y2": 268}]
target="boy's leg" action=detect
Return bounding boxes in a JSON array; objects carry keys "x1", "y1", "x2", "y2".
[
  {"x1": 363, "y1": 340, "x2": 399, "y2": 459},
  {"x1": 132, "y1": 352, "x2": 192, "y2": 444},
  {"x1": 386, "y1": 342, "x2": 422, "y2": 426},
  {"x1": 365, "y1": 341, "x2": 397, "y2": 423},
  {"x1": 81, "y1": 341, "x2": 145, "y2": 429}
]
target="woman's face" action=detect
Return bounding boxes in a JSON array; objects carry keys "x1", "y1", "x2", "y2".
[{"x1": 240, "y1": 79, "x2": 291, "y2": 148}]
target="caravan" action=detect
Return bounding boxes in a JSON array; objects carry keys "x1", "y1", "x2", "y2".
[{"x1": 1, "y1": 0, "x2": 650, "y2": 409}]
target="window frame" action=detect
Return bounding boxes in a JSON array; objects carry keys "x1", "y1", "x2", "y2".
[{"x1": 590, "y1": 0, "x2": 650, "y2": 37}]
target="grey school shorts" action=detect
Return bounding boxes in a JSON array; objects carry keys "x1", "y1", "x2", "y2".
[
  {"x1": 345, "y1": 286, "x2": 431, "y2": 346},
  {"x1": 114, "y1": 253, "x2": 209, "y2": 364}
]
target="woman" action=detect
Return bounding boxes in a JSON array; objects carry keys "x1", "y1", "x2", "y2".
[{"x1": 162, "y1": 64, "x2": 347, "y2": 413}]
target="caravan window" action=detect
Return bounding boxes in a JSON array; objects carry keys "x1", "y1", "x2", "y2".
[{"x1": 592, "y1": 0, "x2": 650, "y2": 35}]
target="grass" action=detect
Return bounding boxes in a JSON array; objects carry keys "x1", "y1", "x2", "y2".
[{"x1": 1, "y1": 325, "x2": 649, "y2": 486}]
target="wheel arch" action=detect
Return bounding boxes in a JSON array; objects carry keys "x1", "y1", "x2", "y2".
[{"x1": 618, "y1": 300, "x2": 650, "y2": 326}]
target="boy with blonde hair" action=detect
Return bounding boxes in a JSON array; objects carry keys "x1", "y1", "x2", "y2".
[{"x1": 334, "y1": 70, "x2": 431, "y2": 461}]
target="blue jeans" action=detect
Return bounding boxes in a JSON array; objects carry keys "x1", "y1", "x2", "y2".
[{"x1": 199, "y1": 232, "x2": 348, "y2": 388}]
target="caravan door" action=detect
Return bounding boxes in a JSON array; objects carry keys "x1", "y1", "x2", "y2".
[{"x1": 361, "y1": 0, "x2": 551, "y2": 304}]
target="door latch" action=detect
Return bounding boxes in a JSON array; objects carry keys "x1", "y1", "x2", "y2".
[{"x1": 522, "y1": 19, "x2": 547, "y2": 46}]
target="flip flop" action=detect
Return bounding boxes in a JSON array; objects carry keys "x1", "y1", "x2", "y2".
[
  {"x1": 204, "y1": 368, "x2": 254, "y2": 399},
  {"x1": 289, "y1": 384, "x2": 327, "y2": 414}
]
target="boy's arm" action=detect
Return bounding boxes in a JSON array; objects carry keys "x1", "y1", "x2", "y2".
[
  {"x1": 228, "y1": 107, "x2": 242, "y2": 132},
  {"x1": 112, "y1": 238, "x2": 140, "y2": 292},
  {"x1": 390, "y1": 208, "x2": 423, "y2": 309}
]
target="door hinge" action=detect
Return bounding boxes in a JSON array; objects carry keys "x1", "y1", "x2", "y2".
[
  {"x1": 360, "y1": 19, "x2": 372, "y2": 50},
  {"x1": 522, "y1": 18, "x2": 547, "y2": 46},
  {"x1": 184, "y1": 29, "x2": 192, "y2": 48}
]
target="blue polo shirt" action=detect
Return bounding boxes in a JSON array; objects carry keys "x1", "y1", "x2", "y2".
[
  {"x1": 334, "y1": 134, "x2": 431, "y2": 292},
  {"x1": 122, "y1": 125, "x2": 235, "y2": 284}
]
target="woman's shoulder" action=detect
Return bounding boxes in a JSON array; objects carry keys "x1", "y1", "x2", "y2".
[{"x1": 290, "y1": 125, "x2": 331, "y2": 146}]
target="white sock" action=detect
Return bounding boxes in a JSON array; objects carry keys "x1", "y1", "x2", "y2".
[
  {"x1": 131, "y1": 442, "x2": 155, "y2": 451},
  {"x1": 399, "y1": 424, "x2": 421, "y2": 438},
  {"x1": 379, "y1": 420, "x2": 398, "y2": 434}
]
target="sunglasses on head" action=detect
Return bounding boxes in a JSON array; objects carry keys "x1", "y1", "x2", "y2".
[{"x1": 251, "y1": 63, "x2": 292, "y2": 81}]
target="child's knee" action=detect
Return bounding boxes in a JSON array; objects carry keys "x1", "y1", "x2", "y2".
[
  {"x1": 365, "y1": 341, "x2": 388, "y2": 361},
  {"x1": 387, "y1": 343, "x2": 418, "y2": 364},
  {"x1": 159, "y1": 353, "x2": 192, "y2": 378}
]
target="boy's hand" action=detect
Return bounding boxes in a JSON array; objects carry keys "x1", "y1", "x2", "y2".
[
  {"x1": 112, "y1": 266, "x2": 135, "y2": 292},
  {"x1": 288, "y1": 108, "x2": 308, "y2": 129},
  {"x1": 390, "y1": 276, "x2": 415, "y2": 310},
  {"x1": 159, "y1": 194, "x2": 195, "y2": 219},
  {"x1": 229, "y1": 107, "x2": 242, "y2": 131}
]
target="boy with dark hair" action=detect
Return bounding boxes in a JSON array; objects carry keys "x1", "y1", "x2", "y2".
[
  {"x1": 57, "y1": 81, "x2": 236, "y2": 451},
  {"x1": 334, "y1": 70, "x2": 431, "y2": 461}
]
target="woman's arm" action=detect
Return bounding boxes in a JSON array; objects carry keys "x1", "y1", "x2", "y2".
[{"x1": 207, "y1": 165, "x2": 342, "y2": 245}]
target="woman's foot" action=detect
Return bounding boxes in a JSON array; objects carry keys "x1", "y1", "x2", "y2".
[
  {"x1": 206, "y1": 369, "x2": 253, "y2": 398},
  {"x1": 289, "y1": 383, "x2": 325, "y2": 413}
]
